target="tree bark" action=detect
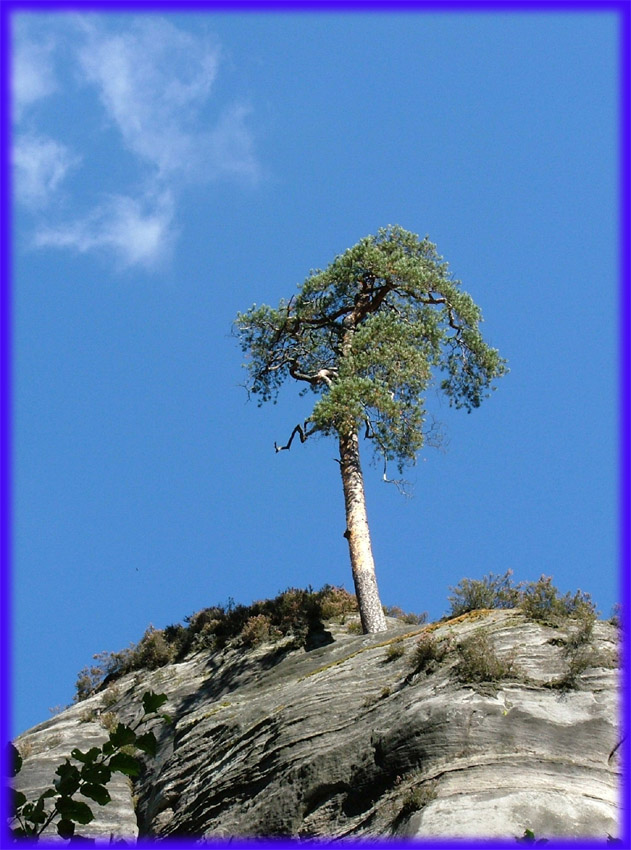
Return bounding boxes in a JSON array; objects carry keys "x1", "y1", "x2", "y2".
[{"x1": 338, "y1": 429, "x2": 388, "y2": 633}]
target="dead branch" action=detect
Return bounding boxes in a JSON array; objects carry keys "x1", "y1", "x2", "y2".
[{"x1": 274, "y1": 421, "x2": 318, "y2": 453}]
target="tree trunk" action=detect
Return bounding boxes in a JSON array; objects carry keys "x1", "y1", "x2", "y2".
[{"x1": 338, "y1": 429, "x2": 388, "y2": 633}]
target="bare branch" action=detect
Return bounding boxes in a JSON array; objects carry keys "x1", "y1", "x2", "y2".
[
  {"x1": 423, "y1": 415, "x2": 449, "y2": 452},
  {"x1": 274, "y1": 421, "x2": 318, "y2": 453},
  {"x1": 382, "y1": 461, "x2": 414, "y2": 498}
]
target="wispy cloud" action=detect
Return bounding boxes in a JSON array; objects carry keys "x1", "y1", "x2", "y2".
[
  {"x1": 12, "y1": 15, "x2": 259, "y2": 271},
  {"x1": 14, "y1": 133, "x2": 80, "y2": 209},
  {"x1": 77, "y1": 17, "x2": 221, "y2": 179},
  {"x1": 35, "y1": 191, "x2": 176, "y2": 271},
  {"x1": 12, "y1": 22, "x2": 58, "y2": 121}
]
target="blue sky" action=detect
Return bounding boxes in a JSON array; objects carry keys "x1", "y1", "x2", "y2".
[{"x1": 6, "y1": 5, "x2": 623, "y2": 738}]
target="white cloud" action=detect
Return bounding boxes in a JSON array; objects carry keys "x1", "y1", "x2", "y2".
[
  {"x1": 35, "y1": 191, "x2": 176, "y2": 270},
  {"x1": 78, "y1": 17, "x2": 222, "y2": 178},
  {"x1": 206, "y1": 104, "x2": 259, "y2": 181},
  {"x1": 12, "y1": 15, "x2": 259, "y2": 271},
  {"x1": 13, "y1": 133, "x2": 80, "y2": 208},
  {"x1": 11, "y1": 25, "x2": 58, "y2": 121}
]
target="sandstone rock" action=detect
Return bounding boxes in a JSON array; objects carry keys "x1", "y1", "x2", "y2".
[{"x1": 11, "y1": 609, "x2": 621, "y2": 841}]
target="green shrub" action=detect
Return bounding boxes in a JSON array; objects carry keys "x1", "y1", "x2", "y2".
[
  {"x1": 383, "y1": 605, "x2": 427, "y2": 625},
  {"x1": 447, "y1": 570, "x2": 520, "y2": 616},
  {"x1": 73, "y1": 585, "x2": 362, "y2": 700},
  {"x1": 548, "y1": 642, "x2": 616, "y2": 691},
  {"x1": 519, "y1": 576, "x2": 597, "y2": 626},
  {"x1": 240, "y1": 614, "x2": 281, "y2": 647},
  {"x1": 564, "y1": 614, "x2": 596, "y2": 651},
  {"x1": 319, "y1": 585, "x2": 358, "y2": 621},
  {"x1": 454, "y1": 631, "x2": 516, "y2": 684},
  {"x1": 73, "y1": 630, "x2": 173, "y2": 702},
  {"x1": 447, "y1": 571, "x2": 598, "y2": 629},
  {"x1": 409, "y1": 633, "x2": 450, "y2": 675},
  {"x1": 74, "y1": 669, "x2": 104, "y2": 704},
  {"x1": 398, "y1": 781, "x2": 437, "y2": 818},
  {"x1": 132, "y1": 627, "x2": 174, "y2": 670},
  {"x1": 162, "y1": 622, "x2": 194, "y2": 658},
  {"x1": 384, "y1": 642, "x2": 406, "y2": 662}
]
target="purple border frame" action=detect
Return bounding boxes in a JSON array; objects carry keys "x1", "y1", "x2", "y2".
[{"x1": 0, "y1": 1, "x2": 628, "y2": 848}]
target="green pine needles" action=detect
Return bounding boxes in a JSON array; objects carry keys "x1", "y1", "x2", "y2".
[
  {"x1": 236, "y1": 226, "x2": 507, "y2": 633},
  {"x1": 235, "y1": 225, "x2": 507, "y2": 473}
]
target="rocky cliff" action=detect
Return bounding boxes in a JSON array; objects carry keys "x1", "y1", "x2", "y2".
[{"x1": 12, "y1": 608, "x2": 621, "y2": 842}]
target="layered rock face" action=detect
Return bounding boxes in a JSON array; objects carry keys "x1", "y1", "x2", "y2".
[{"x1": 12, "y1": 609, "x2": 621, "y2": 841}]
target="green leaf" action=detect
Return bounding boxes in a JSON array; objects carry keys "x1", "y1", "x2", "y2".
[
  {"x1": 56, "y1": 795, "x2": 94, "y2": 825},
  {"x1": 80, "y1": 761, "x2": 111, "y2": 785},
  {"x1": 22, "y1": 801, "x2": 47, "y2": 825},
  {"x1": 108, "y1": 722, "x2": 136, "y2": 749},
  {"x1": 57, "y1": 818, "x2": 76, "y2": 838},
  {"x1": 80, "y1": 783, "x2": 111, "y2": 806},
  {"x1": 9, "y1": 742, "x2": 22, "y2": 777},
  {"x1": 12, "y1": 788, "x2": 27, "y2": 810},
  {"x1": 54, "y1": 761, "x2": 81, "y2": 796},
  {"x1": 71, "y1": 746, "x2": 101, "y2": 764},
  {"x1": 39, "y1": 788, "x2": 57, "y2": 800},
  {"x1": 109, "y1": 751, "x2": 141, "y2": 777},
  {"x1": 142, "y1": 690, "x2": 168, "y2": 715},
  {"x1": 135, "y1": 731, "x2": 157, "y2": 757}
]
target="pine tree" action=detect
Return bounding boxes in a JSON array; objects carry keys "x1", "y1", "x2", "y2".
[{"x1": 235, "y1": 226, "x2": 507, "y2": 633}]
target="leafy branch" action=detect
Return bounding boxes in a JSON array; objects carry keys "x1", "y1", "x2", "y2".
[{"x1": 9, "y1": 690, "x2": 169, "y2": 842}]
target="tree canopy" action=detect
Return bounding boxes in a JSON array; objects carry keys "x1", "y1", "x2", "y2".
[{"x1": 236, "y1": 225, "x2": 507, "y2": 473}]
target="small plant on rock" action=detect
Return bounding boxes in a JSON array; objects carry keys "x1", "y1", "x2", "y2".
[
  {"x1": 398, "y1": 781, "x2": 437, "y2": 818},
  {"x1": 384, "y1": 642, "x2": 406, "y2": 662},
  {"x1": 408, "y1": 633, "x2": 450, "y2": 675},
  {"x1": 454, "y1": 631, "x2": 516, "y2": 685}
]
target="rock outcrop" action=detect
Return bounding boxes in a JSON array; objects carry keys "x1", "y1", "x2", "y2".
[{"x1": 12, "y1": 609, "x2": 621, "y2": 841}]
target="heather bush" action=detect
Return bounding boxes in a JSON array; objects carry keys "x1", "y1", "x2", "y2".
[
  {"x1": 132, "y1": 627, "x2": 174, "y2": 670},
  {"x1": 319, "y1": 585, "x2": 358, "y2": 621},
  {"x1": 408, "y1": 633, "x2": 450, "y2": 675},
  {"x1": 383, "y1": 605, "x2": 427, "y2": 624},
  {"x1": 73, "y1": 585, "x2": 362, "y2": 700},
  {"x1": 518, "y1": 576, "x2": 596, "y2": 626},
  {"x1": 240, "y1": 614, "x2": 281, "y2": 647},
  {"x1": 454, "y1": 631, "x2": 516, "y2": 684},
  {"x1": 447, "y1": 570, "x2": 520, "y2": 616},
  {"x1": 447, "y1": 571, "x2": 598, "y2": 629},
  {"x1": 383, "y1": 641, "x2": 406, "y2": 662}
]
